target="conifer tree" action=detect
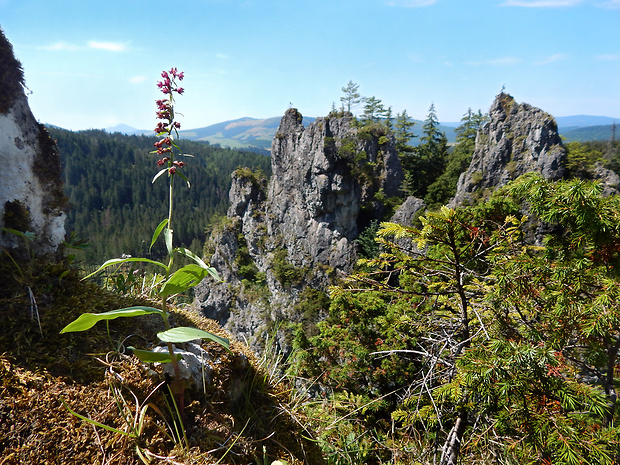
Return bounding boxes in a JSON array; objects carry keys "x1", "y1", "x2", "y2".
[
  {"x1": 302, "y1": 174, "x2": 620, "y2": 464},
  {"x1": 361, "y1": 96, "x2": 387, "y2": 124},
  {"x1": 340, "y1": 80, "x2": 363, "y2": 113},
  {"x1": 425, "y1": 108, "x2": 486, "y2": 207},
  {"x1": 394, "y1": 109, "x2": 416, "y2": 154},
  {"x1": 401, "y1": 103, "x2": 448, "y2": 198}
]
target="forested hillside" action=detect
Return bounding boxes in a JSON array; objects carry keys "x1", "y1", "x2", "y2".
[{"x1": 49, "y1": 127, "x2": 271, "y2": 264}]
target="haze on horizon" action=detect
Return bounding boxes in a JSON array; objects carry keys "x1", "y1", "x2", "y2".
[{"x1": 1, "y1": 0, "x2": 619, "y2": 131}]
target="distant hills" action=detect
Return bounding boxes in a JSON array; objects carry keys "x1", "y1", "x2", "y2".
[{"x1": 106, "y1": 113, "x2": 618, "y2": 151}]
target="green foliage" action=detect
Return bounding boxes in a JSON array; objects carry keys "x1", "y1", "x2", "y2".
[
  {"x1": 299, "y1": 174, "x2": 620, "y2": 464},
  {"x1": 355, "y1": 220, "x2": 381, "y2": 258},
  {"x1": 234, "y1": 232, "x2": 261, "y2": 284},
  {"x1": 272, "y1": 248, "x2": 305, "y2": 287},
  {"x1": 340, "y1": 80, "x2": 363, "y2": 113},
  {"x1": 61, "y1": 71, "x2": 230, "y2": 438},
  {"x1": 60, "y1": 306, "x2": 163, "y2": 333},
  {"x1": 233, "y1": 166, "x2": 268, "y2": 193},
  {"x1": 565, "y1": 140, "x2": 605, "y2": 178},
  {"x1": 361, "y1": 96, "x2": 388, "y2": 125},
  {"x1": 400, "y1": 104, "x2": 448, "y2": 198},
  {"x1": 51, "y1": 127, "x2": 271, "y2": 264},
  {"x1": 292, "y1": 287, "x2": 330, "y2": 338},
  {"x1": 424, "y1": 108, "x2": 487, "y2": 208},
  {"x1": 0, "y1": 28, "x2": 25, "y2": 114},
  {"x1": 394, "y1": 110, "x2": 416, "y2": 154}
]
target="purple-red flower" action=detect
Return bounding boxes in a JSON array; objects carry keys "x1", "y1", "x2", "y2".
[
  {"x1": 154, "y1": 138, "x2": 172, "y2": 154},
  {"x1": 153, "y1": 69, "x2": 185, "y2": 168},
  {"x1": 155, "y1": 122, "x2": 167, "y2": 134}
]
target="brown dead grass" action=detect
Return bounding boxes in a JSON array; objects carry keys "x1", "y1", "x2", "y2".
[{"x1": 0, "y1": 254, "x2": 324, "y2": 464}]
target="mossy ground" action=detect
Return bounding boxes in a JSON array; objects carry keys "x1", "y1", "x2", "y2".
[{"x1": 0, "y1": 252, "x2": 323, "y2": 464}]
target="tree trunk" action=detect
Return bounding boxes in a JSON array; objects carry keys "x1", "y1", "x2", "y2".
[{"x1": 439, "y1": 409, "x2": 467, "y2": 465}]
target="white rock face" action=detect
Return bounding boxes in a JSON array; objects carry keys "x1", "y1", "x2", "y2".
[{"x1": 0, "y1": 39, "x2": 66, "y2": 253}]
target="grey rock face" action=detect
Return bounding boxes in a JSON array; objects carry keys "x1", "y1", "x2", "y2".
[
  {"x1": 591, "y1": 163, "x2": 620, "y2": 196},
  {"x1": 451, "y1": 93, "x2": 566, "y2": 206},
  {"x1": 194, "y1": 109, "x2": 404, "y2": 351},
  {"x1": 390, "y1": 196, "x2": 426, "y2": 226},
  {"x1": 0, "y1": 30, "x2": 66, "y2": 253}
]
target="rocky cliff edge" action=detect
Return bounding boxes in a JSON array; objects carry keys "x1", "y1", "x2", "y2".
[{"x1": 195, "y1": 109, "x2": 404, "y2": 350}]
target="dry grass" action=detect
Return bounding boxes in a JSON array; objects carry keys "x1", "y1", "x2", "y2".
[{"x1": 0, "y1": 254, "x2": 323, "y2": 464}]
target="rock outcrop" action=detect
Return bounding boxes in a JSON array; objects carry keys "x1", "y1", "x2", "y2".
[
  {"x1": 451, "y1": 93, "x2": 566, "y2": 206},
  {"x1": 390, "y1": 196, "x2": 425, "y2": 226},
  {"x1": 591, "y1": 163, "x2": 620, "y2": 196},
  {"x1": 0, "y1": 29, "x2": 66, "y2": 253},
  {"x1": 194, "y1": 109, "x2": 404, "y2": 350}
]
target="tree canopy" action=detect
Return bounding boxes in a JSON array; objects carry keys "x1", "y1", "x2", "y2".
[
  {"x1": 52, "y1": 127, "x2": 271, "y2": 264},
  {"x1": 298, "y1": 174, "x2": 620, "y2": 464}
]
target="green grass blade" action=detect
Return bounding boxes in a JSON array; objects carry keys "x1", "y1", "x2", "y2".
[{"x1": 61, "y1": 398, "x2": 135, "y2": 437}]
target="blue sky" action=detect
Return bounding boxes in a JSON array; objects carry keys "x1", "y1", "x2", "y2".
[{"x1": 1, "y1": 0, "x2": 619, "y2": 131}]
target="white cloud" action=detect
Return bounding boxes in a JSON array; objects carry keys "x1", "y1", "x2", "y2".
[
  {"x1": 385, "y1": 0, "x2": 437, "y2": 6},
  {"x1": 535, "y1": 53, "x2": 568, "y2": 64},
  {"x1": 596, "y1": 54, "x2": 620, "y2": 61},
  {"x1": 501, "y1": 0, "x2": 582, "y2": 6},
  {"x1": 215, "y1": 53, "x2": 230, "y2": 59},
  {"x1": 87, "y1": 41, "x2": 128, "y2": 52},
  {"x1": 40, "y1": 41, "x2": 80, "y2": 52},
  {"x1": 129, "y1": 76, "x2": 147, "y2": 84},
  {"x1": 40, "y1": 40, "x2": 129, "y2": 52},
  {"x1": 467, "y1": 56, "x2": 522, "y2": 66},
  {"x1": 597, "y1": 0, "x2": 620, "y2": 7}
]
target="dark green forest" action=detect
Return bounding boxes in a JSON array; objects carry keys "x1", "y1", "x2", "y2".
[{"x1": 49, "y1": 127, "x2": 271, "y2": 264}]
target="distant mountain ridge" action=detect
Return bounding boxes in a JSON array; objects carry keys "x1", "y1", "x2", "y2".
[{"x1": 106, "y1": 113, "x2": 618, "y2": 150}]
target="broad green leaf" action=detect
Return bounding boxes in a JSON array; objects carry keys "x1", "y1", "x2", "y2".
[
  {"x1": 0, "y1": 228, "x2": 36, "y2": 242},
  {"x1": 176, "y1": 171, "x2": 191, "y2": 188},
  {"x1": 160, "y1": 264, "x2": 208, "y2": 298},
  {"x1": 157, "y1": 326, "x2": 230, "y2": 350},
  {"x1": 82, "y1": 257, "x2": 168, "y2": 280},
  {"x1": 164, "y1": 227, "x2": 173, "y2": 255},
  {"x1": 152, "y1": 167, "x2": 168, "y2": 184},
  {"x1": 150, "y1": 219, "x2": 169, "y2": 252},
  {"x1": 174, "y1": 248, "x2": 221, "y2": 281},
  {"x1": 60, "y1": 306, "x2": 163, "y2": 333},
  {"x1": 128, "y1": 346, "x2": 181, "y2": 363}
]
